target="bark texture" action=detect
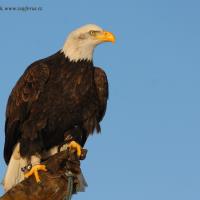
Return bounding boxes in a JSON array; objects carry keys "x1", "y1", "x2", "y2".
[{"x1": 0, "y1": 149, "x2": 87, "y2": 200}]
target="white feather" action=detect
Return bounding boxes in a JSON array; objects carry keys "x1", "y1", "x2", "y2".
[
  {"x1": 62, "y1": 24, "x2": 103, "y2": 62},
  {"x1": 2, "y1": 143, "x2": 27, "y2": 191}
]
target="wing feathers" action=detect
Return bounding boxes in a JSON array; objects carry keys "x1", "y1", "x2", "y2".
[
  {"x1": 94, "y1": 67, "x2": 109, "y2": 122},
  {"x1": 4, "y1": 63, "x2": 50, "y2": 163}
]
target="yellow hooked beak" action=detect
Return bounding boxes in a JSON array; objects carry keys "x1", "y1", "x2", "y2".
[{"x1": 95, "y1": 31, "x2": 116, "y2": 43}]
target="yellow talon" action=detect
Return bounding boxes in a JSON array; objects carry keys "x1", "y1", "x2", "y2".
[
  {"x1": 68, "y1": 141, "x2": 82, "y2": 157},
  {"x1": 24, "y1": 164, "x2": 47, "y2": 183}
]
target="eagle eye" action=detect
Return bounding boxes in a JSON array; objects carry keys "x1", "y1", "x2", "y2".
[{"x1": 89, "y1": 30, "x2": 96, "y2": 36}]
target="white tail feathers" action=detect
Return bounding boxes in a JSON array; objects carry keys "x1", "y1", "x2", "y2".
[
  {"x1": 2, "y1": 142, "x2": 87, "y2": 192},
  {"x1": 2, "y1": 143, "x2": 27, "y2": 191}
]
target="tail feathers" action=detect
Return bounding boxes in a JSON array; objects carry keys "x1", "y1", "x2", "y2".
[{"x1": 2, "y1": 143, "x2": 27, "y2": 192}]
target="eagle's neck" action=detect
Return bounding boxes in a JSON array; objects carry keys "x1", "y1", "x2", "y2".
[
  {"x1": 61, "y1": 38, "x2": 95, "y2": 62},
  {"x1": 59, "y1": 51, "x2": 93, "y2": 67}
]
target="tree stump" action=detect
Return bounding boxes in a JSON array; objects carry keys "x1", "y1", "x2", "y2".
[{"x1": 0, "y1": 149, "x2": 87, "y2": 200}]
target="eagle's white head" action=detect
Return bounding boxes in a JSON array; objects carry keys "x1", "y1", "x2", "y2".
[{"x1": 62, "y1": 24, "x2": 115, "y2": 62}]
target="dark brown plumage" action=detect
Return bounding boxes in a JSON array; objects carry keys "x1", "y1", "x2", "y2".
[{"x1": 4, "y1": 51, "x2": 108, "y2": 164}]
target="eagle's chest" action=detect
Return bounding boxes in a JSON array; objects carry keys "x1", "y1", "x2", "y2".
[{"x1": 48, "y1": 65, "x2": 96, "y2": 108}]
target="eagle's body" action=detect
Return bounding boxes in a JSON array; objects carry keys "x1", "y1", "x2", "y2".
[
  {"x1": 4, "y1": 51, "x2": 108, "y2": 163},
  {"x1": 3, "y1": 24, "x2": 115, "y2": 191}
]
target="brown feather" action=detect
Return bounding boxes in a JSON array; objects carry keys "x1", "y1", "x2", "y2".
[{"x1": 4, "y1": 51, "x2": 108, "y2": 164}]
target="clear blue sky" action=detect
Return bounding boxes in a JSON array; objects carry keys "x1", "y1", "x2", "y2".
[{"x1": 0, "y1": 0, "x2": 200, "y2": 199}]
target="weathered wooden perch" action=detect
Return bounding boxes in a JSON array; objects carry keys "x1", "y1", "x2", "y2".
[{"x1": 0, "y1": 149, "x2": 87, "y2": 200}]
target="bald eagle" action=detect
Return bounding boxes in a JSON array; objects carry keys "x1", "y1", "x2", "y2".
[{"x1": 3, "y1": 24, "x2": 115, "y2": 191}]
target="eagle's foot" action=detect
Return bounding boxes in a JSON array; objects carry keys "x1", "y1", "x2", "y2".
[
  {"x1": 24, "y1": 164, "x2": 47, "y2": 183},
  {"x1": 68, "y1": 141, "x2": 82, "y2": 157}
]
